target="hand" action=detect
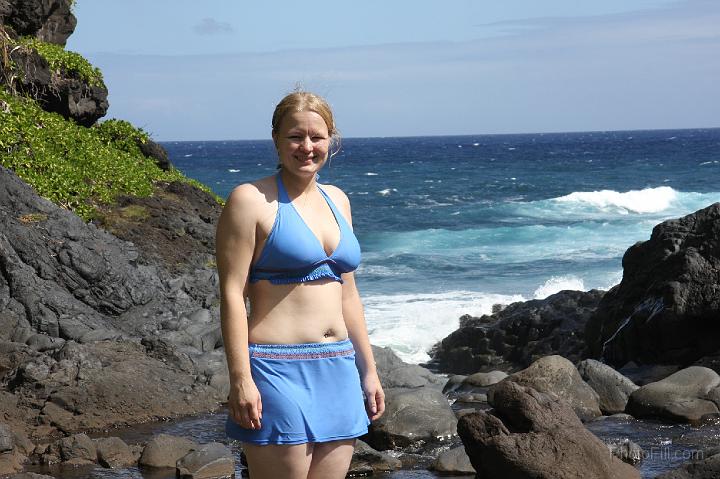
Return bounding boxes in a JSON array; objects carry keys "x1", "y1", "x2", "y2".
[
  {"x1": 228, "y1": 378, "x2": 263, "y2": 429},
  {"x1": 362, "y1": 372, "x2": 385, "y2": 421}
]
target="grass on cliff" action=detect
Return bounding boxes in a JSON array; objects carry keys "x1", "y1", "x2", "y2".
[
  {"x1": 0, "y1": 87, "x2": 221, "y2": 220},
  {"x1": 16, "y1": 37, "x2": 104, "y2": 87}
]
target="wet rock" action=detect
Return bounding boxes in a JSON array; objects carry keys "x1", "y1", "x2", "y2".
[
  {"x1": 458, "y1": 381, "x2": 640, "y2": 479},
  {"x1": 577, "y1": 359, "x2": 639, "y2": 414},
  {"x1": 627, "y1": 366, "x2": 720, "y2": 423},
  {"x1": 430, "y1": 446, "x2": 475, "y2": 475},
  {"x1": 176, "y1": 442, "x2": 233, "y2": 479},
  {"x1": 496, "y1": 355, "x2": 602, "y2": 421},
  {"x1": 430, "y1": 290, "x2": 604, "y2": 374},
  {"x1": 607, "y1": 439, "x2": 643, "y2": 465},
  {"x1": 618, "y1": 362, "x2": 681, "y2": 386},
  {"x1": 657, "y1": 452, "x2": 720, "y2": 478},
  {"x1": 95, "y1": 436, "x2": 135, "y2": 468},
  {"x1": 59, "y1": 433, "x2": 95, "y2": 463},
  {"x1": 349, "y1": 440, "x2": 402, "y2": 474},
  {"x1": 587, "y1": 203, "x2": 720, "y2": 368},
  {"x1": 372, "y1": 345, "x2": 445, "y2": 389},
  {"x1": 365, "y1": 387, "x2": 458, "y2": 450},
  {"x1": 140, "y1": 434, "x2": 197, "y2": 469},
  {"x1": 442, "y1": 375, "x2": 466, "y2": 394},
  {"x1": 7, "y1": 473, "x2": 57, "y2": 479}
]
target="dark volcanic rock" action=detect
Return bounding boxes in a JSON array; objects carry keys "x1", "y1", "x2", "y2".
[
  {"x1": 577, "y1": 358, "x2": 639, "y2": 414},
  {"x1": 365, "y1": 387, "x2": 457, "y2": 450},
  {"x1": 430, "y1": 290, "x2": 604, "y2": 374},
  {"x1": 457, "y1": 380, "x2": 640, "y2": 479},
  {"x1": 2, "y1": 0, "x2": 76, "y2": 45},
  {"x1": 0, "y1": 166, "x2": 224, "y2": 437},
  {"x1": 626, "y1": 366, "x2": 720, "y2": 423},
  {"x1": 495, "y1": 355, "x2": 602, "y2": 421},
  {"x1": 657, "y1": 451, "x2": 720, "y2": 478},
  {"x1": 139, "y1": 139, "x2": 172, "y2": 170},
  {"x1": 349, "y1": 440, "x2": 402, "y2": 475},
  {"x1": 587, "y1": 203, "x2": 720, "y2": 368}
]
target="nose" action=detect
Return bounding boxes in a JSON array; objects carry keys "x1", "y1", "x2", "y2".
[{"x1": 300, "y1": 136, "x2": 313, "y2": 151}]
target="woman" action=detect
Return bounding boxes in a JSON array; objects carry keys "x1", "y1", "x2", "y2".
[{"x1": 216, "y1": 91, "x2": 385, "y2": 478}]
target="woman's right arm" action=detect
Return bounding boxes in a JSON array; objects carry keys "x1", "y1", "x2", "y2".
[{"x1": 216, "y1": 184, "x2": 262, "y2": 430}]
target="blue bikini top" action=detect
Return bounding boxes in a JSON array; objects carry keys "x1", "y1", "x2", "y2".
[{"x1": 248, "y1": 173, "x2": 361, "y2": 285}]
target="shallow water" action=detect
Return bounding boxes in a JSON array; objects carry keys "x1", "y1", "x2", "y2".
[{"x1": 25, "y1": 408, "x2": 720, "y2": 478}]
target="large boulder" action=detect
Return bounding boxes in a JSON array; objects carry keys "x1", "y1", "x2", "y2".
[
  {"x1": 626, "y1": 366, "x2": 720, "y2": 423},
  {"x1": 458, "y1": 381, "x2": 640, "y2": 479},
  {"x1": 364, "y1": 387, "x2": 457, "y2": 450},
  {"x1": 430, "y1": 445, "x2": 475, "y2": 475},
  {"x1": 348, "y1": 440, "x2": 402, "y2": 475},
  {"x1": 577, "y1": 359, "x2": 638, "y2": 414},
  {"x1": 495, "y1": 355, "x2": 602, "y2": 421},
  {"x1": 587, "y1": 203, "x2": 720, "y2": 368},
  {"x1": 430, "y1": 290, "x2": 604, "y2": 374},
  {"x1": 95, "y1": 436, "x2": 135, "y2": 468}
]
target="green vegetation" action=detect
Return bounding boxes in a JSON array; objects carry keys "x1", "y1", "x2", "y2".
[
  {"x1": 0, "y1": 87, "x2": 222, "y2": 220},
  {"x1": 18, "y1": 37, "x2": 103, "y2": 86}
]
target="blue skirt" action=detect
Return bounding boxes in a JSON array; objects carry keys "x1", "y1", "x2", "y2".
[{"x1": 225, "y1": 338, "x2": 370, "y2": 445}]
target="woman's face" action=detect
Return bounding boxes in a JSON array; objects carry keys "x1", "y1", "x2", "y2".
[{"x1": 273, "y1": 110, "x2": 330, "y2": 177}]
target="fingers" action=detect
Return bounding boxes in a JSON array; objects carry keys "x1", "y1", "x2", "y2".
[
  {"x1": 369, "y1": 388, "x2": 386, "y2": 421},
  {"x1": 230, "y1": 400, "x2": 263, "y2": 429}
]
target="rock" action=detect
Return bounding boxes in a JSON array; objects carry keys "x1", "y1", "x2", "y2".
[
  {"x1": 618, "y1": 362, "x2": 681, "y2": 386},
  {"x1": 442, "y1": 374, "x2": 466, "y2": 394},
  {"x1": 348, "y1": 440, "x2": 402, "y2": 475},
  {"x1": 577, "y1": 359, "x2": 639, "y2": 414},
  {"x1": 626, "y1": 366, "x2": 720, "y2": 423},
  {"x1": 139, "y1": 139, "x2": 172, "y2": 170},
  {"x1": 0, "y1": 423, "x2": 14, "y2": 452},
  {"x1": 140, "y1": 434, "x2": 197, "y2": 469},
  {"x1": 11, "y1": 431, "x2": 33, "y2": 456},
  {"x1": 59, "y1": 433, "x2": 96, "y2": 462},
  {"x1": 430, "y1": 446, "x2": 475, "y2": 474},
  {"x1": 587, "y1": 203, "x2": 720, "y2": 368},
  {"x1": 462, "y1": 370, "x2": 507, "y2": 388},
  {"x1": 2, "y1": 0, "x2": 76, "y2": 45},
  {"x1": 458, "y1": 381, "x2": 640, "y2": 479},
  {"x1": 496, "y1": 355, "x2": 602, "y2": 421},
  {"x1": 607, "y1": 439, "x2": 643, "y2": 465},
  {"x1": 7, "y1": 473, "x2": 57, "y2": 479},
  {"x1": 176, "y1": 442, "x2": 234, "y2": 479},
  {"x1": 657, "y1": 452, "x2": 720, "y2": 478},
  {"x1": 430, "y1": 290, "x2": 605, "y2": 374},
  {"x1": 372, "y1": 345, "x2": 445, "y2": 389},
  {"x1": 365, "y1": 387, "x2": 458, "y2": 450},
  {"x1": 95, "y1": 436, "x2": 135, "y2": 468}
]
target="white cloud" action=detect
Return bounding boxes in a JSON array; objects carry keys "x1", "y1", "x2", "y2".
[{"x1": 193, "y1": 18, "x2": 234, "y2": 35}]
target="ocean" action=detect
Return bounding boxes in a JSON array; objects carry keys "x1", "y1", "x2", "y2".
[{"x1": 162, "y1": 128, "x2": 720, "y2": 365}]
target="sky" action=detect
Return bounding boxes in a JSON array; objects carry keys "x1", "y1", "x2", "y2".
[{"x1": 66, "y1": 0, "x2": 719, "y2": 141}]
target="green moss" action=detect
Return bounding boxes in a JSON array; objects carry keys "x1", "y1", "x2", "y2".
[
  {"x1": 0, "y1": 86, "x2": 222, "y2": 220},
  {"x1": 18, "y1": 37, "x2": 103, "y2": 86}
]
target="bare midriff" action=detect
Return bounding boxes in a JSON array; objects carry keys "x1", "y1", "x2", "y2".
[{"x1": 246, "y1": 278, "x2": 348, "y2": 344}]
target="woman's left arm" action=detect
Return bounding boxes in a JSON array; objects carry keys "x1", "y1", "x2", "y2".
[
  {"x1": 328, "y1": 185, "x2": 385, "y2": 421},
  {"x1": 342, "y1": 271, "x2": 385, "y2": 421}
]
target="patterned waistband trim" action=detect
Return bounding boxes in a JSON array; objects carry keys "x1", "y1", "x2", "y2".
[{"x1": 249, "y1": 338, "x2": 355, "y2": 360}]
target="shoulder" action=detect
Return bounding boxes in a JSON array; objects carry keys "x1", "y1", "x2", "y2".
[
  {"x1": 320, "y1": 183, "x2": 351, "y2": 209},
  {"x1": 220, "y1": 176, "x2": 275, "y2": 226}
]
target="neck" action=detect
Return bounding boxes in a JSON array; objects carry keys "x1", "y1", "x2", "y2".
[{"x1": 279, "y1": 169, "x2": 318, "y2": 198}]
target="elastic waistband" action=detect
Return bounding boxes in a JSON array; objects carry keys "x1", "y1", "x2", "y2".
[{"x1": 249, "y1": 338, "x2": 355, "y2": 360}]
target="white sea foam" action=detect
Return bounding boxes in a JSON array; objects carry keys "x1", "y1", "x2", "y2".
[
  {"x1": 533, "y1": 276, "x2": 585, "y2": 299},
  {"x1": 363, "y1": 291, "x2": 525, "y2": 364},
  {"x1": 377, "y1": 188, "x2": 397, "y2": 196},
  {"x1": 365, "y1": 172, "x2": 379, "y2": 176},
  {"x1": 554, "y1": 186, "x2": 678, "y2": 214},
  {"x1": 228, "y1": 169, "x2": 240, "y2": 173}
]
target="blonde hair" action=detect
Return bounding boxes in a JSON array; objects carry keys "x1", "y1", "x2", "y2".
[{"x1": 271, "y1": 90, "x2": 341, "y2": 157}]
